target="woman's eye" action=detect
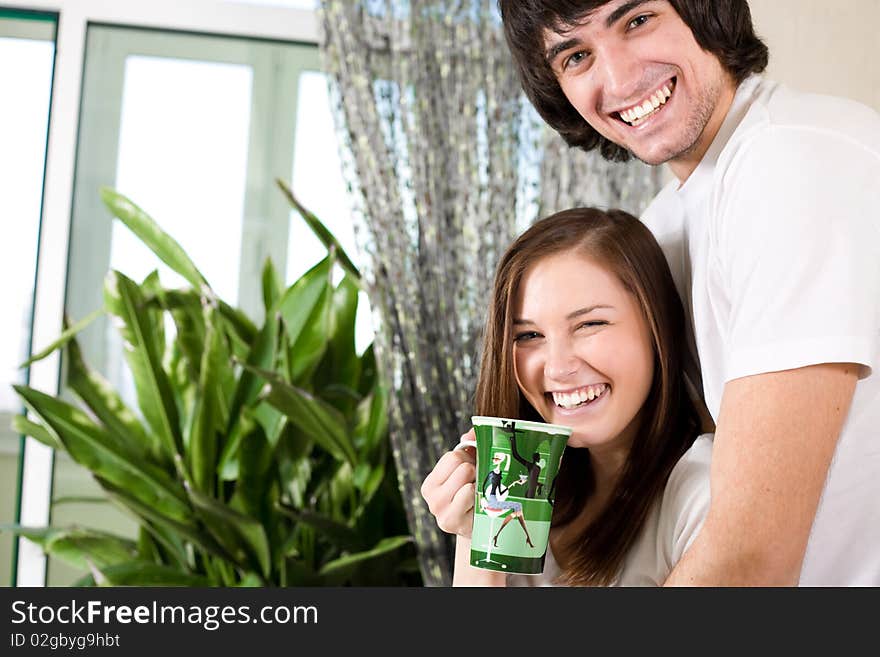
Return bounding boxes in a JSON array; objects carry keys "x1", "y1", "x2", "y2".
[
  {"x1": 578, "y1": 321, "x2": 607, "y2": 330},
  {"x1": 514, "y1": 331, "x2": 540, "y2": 343},
  {"x1": 628, "y1": 14, "x2": 650, "y2": 29}
]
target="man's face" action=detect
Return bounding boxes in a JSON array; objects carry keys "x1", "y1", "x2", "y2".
[{"x1": 543, "y1": 0, "x2": 736, "y2": 179}]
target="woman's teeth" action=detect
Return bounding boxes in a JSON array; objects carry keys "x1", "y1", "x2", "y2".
[
  {"x1": 551, "y1": 384, "x2": 609, "y2": 409},
  {"x1": 619, "y1": 81, "x2": 674, "y2": 126}
]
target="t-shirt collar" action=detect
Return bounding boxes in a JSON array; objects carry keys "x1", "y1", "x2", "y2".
[{"x1": 675, "y1": 74, "x2": 763, "y2": 198}]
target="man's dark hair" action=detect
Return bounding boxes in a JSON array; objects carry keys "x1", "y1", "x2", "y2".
[{"x1": 500, "y1": 0, "x2": 769, "y2": 161}]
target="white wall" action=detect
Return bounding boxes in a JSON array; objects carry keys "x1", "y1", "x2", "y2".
[{"x1": 750, "y1": 0, "x2": 880, "y2": 112}]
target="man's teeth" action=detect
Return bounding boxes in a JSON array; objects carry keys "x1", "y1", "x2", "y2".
[
  {"x1": 619, "y1": 82, "x2": 674, "y2": 125},
  {"x1": 551, "y1": 384, "x2": 608, "y2": 409}
]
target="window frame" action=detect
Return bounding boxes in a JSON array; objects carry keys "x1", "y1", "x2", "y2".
[{"x1": 1, "y1": 0, "x2": 319, "y2": 587}]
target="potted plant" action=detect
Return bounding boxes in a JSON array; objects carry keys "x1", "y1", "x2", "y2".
[{"x1": 4, "y1": 182, "x2": 420, "y2": 586}]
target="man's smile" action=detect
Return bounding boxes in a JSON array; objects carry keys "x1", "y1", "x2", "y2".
[{"x1": 613, "y1": 77, "x2": 676, "y2": 127}]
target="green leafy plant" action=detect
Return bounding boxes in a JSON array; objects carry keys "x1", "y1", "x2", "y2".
[{"x1": 4, "y1": 182, "x2": 420, "y2": 586}]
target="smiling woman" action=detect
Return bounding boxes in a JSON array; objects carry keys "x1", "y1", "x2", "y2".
[
  {"x1": 421, "y1": 206, "x2": 712, "y2": 587},
  {"x1": 471, "y1": 207, "x2": 708, "y2": 586}
]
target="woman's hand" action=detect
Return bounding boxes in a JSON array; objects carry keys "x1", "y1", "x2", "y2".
[{"x1": 420, "y1": 429, "x2": 477, "y2": 537}]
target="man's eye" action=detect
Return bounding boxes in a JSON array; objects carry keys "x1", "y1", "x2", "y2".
[
  {"x1": 562, "y1": 51, "x2": 588, "y2": 70},
  {"x1": 628, "y1": 14, "x2": 650, "y2": 29},
  {"x1": 514, "y1": 331, "x2": 540, "y2": 343}
]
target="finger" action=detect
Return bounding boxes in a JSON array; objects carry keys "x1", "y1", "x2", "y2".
[
  {"x1": 443, "y1": 460, "x2": 477, "y2": 493},
  {"x1": 421, "y1": 450, "x2": 471, "y2": 498},
  {"x1": 428, "y1": 460, "x2": 476, "y2": 516},
  {"x1": 451, "y1": 480, "x2": 475, "y2": 514},
  {"x1": 439, "y1": 482, "x2": 476, "y2": 536}
]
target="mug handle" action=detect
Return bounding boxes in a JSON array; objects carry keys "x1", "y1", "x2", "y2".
[{"x1": 453, "y1": 439, "x2": 477, "y2": 452}]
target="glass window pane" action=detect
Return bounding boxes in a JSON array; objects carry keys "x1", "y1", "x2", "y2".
[
  {"x1": 288, "y1": 71, "x2": 374, "y2": 355},
  {"x1": 112, "y1": 56, "x2": 253, "y2": 300},
  {"x1": 57, "y1": 24, "x2": 323, "y2": 584},
  {"x1": 0, "y1": 18, "x2": 55, "y2": 586}
]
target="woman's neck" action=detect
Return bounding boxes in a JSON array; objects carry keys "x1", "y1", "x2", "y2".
[{"x1": 588, "y1": 444, "x2": 629, "y2": 499}]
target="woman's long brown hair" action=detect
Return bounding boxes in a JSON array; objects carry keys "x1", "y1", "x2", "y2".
[{"x1": 474, "y1": 208, "x2": 702, "y2": 585}]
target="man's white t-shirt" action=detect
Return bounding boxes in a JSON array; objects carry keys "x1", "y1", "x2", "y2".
[
  {"x1": 641, "y1": 76, "x2": 880, "y2": 585},
  {"x1": 508, "y1": 435, "x2": 712, "y2": 587}
]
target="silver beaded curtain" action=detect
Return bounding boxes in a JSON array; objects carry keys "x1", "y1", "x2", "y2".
[
  {"x1": 318, "y1": 0, "x2": 662, "y2": 586},
  {"x1": 538, "y1": 130, "x2": 666, "y2": 217}
]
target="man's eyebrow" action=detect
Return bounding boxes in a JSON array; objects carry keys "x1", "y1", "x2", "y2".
[
  {"x1": 512, "y1": 305, "x2": 613, "y2": 326},
  {"x1": 544, "y1": 37, "x2": 582, "y2": 67},
  {"x1": 605, "y1": 0, "x2": 654, "y2": 28},
  {"x1": 544, "y1": 0, "x2": 656, "y2": 65}
]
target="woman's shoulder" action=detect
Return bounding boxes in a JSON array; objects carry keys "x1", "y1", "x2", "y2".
[
  {"x1": 658, "y1": 434, "x2": 714, "y2": 563},
  {"x1": 668, "y1": 434, "x2": 713, "y2": 490}
]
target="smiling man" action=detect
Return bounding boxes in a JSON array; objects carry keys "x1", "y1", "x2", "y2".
[{"x1": 500, "y1": 0, "x2": 880, "y2": 585}]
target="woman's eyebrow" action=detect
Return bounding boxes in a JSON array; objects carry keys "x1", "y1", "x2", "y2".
[
  {"x1": 513, "y1": 305, "x2": 613, "y2": 326},
  {"x1": 567, "y1": 304, "x2": 613, "y2": 320}
]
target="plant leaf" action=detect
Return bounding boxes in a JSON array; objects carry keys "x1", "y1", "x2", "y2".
[
  {"x1": 261, "y1": 257, "x2": 283, "y2": 316},
  {"x1": 186, "y1": 304, "x2": 229, "y2": 494},
  {"x1": 14, "y1": 384, "x2": 192, "y2": 523},
  {"x1": 276, "y1": 504, "x2": 364, "y2": 552},
  {"x1": 140, "y1": 270, "x2": 166, "y2": 359},
  {"x1": 226, "y1": 313, "x2": 280, "y2": 438},
  {"x1": 237, "y1": 573, "x2": 263, "y2": 587},
  {"x1": 276, "y1": 178, "x2": 361, "y2": 282},
  {"x1": 52, "y1": 496, "x2": 111, "y2": 506},
  {"x1": 161, "y1": 291, "x2": 206, "y2": 384},
  {"x1": 97, "y1": 477, "x2": 222, "y2": 565},
  {"x1": 234, "y1": 420, "x2": 275, "y2": 521},
  {"x1": 184, "y1": 483, "x2": 272, "y2": 579},
  {"x1": 65, "y1": 330, "x2": 156, "y2": 461},
  {"x1": 318, "y1": 536, "x2": 413, "y2": 582},
  {"x1": 246, "y1": 364, "x2": 356, "y2": 466},
  {"x1": 104, "y1": 270, "x2": 183, "y2": 459},
  {"x1": 100, "y1": 187, "x2": 210, "y2": 292},
  {"x1": 12, "y1": 414, "x2": 62, "y2": 450},
  {"x1": 287, "y1": 269, "x2": 335, "y2": 385},
  {"x1": 217, "y1": 299, "x2": 257, "y2": 346},
  {"x1": 277, "y1": 254, "x2": 333, "y2": 349},
  {"x1": 47, "y1": 531, "x2": 138, "y2": 571},
  {"x1": 0, "y1": 524, "x2": 137, "y2": 571},
  {"x1": 19, "y1": 308, "x2": 103, "y2": 368},
  {"x1": 355, "y1": 383, "x2": 389, "y2": 458},
  {"x1": 313, "y1": 275, "x2": 361, "y2": 406},
  {"x1": 90, "y1": 561, "x2": 211, "y2": 586}
]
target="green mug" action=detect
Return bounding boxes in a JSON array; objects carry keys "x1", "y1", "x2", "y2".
[{"x1": 456, "y1": 416, "x2": 571, "y2": 575}]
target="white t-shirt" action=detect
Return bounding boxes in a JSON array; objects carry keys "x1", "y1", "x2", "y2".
[
  {"x1": 641, "y1": 76, "x2": 880, "y2": 585},
  {"x1": 507, "y1": 434, "x2": 712, "y2": 587}
]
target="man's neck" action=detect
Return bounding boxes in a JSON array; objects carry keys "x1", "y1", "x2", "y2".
[{"x1": 668, "y1": 78, "x2": 739, "y2": 184}]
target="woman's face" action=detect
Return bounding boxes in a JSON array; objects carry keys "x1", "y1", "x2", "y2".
[{"x1": 512, "y1": 250, "x2": 655, "y2": 452}]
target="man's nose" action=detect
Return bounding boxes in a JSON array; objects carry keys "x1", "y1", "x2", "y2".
[{"x1": 595, "y1": 42, "x2": 642, "y2": 104}]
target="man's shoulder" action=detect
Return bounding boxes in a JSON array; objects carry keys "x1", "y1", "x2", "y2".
[
  {"x1": 730, "y1": 78, "x2": 880, "y2": 158},
  {"x1": 640, "y1": 177, "x2": 681, "y2": 234}
]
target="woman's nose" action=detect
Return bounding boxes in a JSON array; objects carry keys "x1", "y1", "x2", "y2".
[{"x1": 544, "y1": 344, "x2": 581, "y2": 381}]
